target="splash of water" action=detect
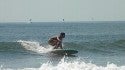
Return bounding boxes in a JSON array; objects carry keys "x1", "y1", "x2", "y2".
[
  {"x1": 17, "y1": 40, "x2": 53, "y2": 53},
  {"x1": 38, "y1": 57, "x2": 125, "y2": 70},
  {"x1": 1, "y1": 57, "x2": 125, "y2": 70}
]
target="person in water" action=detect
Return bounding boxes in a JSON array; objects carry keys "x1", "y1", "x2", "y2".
[{"x1": 48, "y1": 32, "x2": 65, "y2": 49}]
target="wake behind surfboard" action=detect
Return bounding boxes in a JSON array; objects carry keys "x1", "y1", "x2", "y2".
[{"x1": 50, "y1": 49, "x2": 78, "y2": 55}]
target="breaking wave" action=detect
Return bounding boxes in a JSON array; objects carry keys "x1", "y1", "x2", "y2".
[
  {"x1": 17, "y1": 40, "x2": 53, "y2": 53},
  {"x1": 1, "y1": 57, "x2": 125, "y2": 70},
  {"x1": 0, "y1": 39, "x2": 125, "y2": 54}
]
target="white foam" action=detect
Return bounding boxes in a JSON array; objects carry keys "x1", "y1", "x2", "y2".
[
  {"x1": 38, "y1": 58, "x2": 125, "y2": 70},
  {"x1": 17, "y1": 40, "x2": 53, "y2": 53},
  {"x1": 1, "y1": 58, "x2": 125, "y2": 70}
]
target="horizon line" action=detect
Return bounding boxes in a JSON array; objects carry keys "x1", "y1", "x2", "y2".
[
  {"x1": 0, "y1": 20, "x2": 125, "y2": 23},
  {"x1": 0, "y1": 20, "x2": 125, "y2": 24}
]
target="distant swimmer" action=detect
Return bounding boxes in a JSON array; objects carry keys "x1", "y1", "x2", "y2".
[{"x1": 48, "y1": 32, "x2": 65, "y2": 49}]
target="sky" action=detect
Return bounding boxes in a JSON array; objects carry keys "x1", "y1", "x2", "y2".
[{"x1": 0, "y1": 0, "x2": 125, "y2": 22}]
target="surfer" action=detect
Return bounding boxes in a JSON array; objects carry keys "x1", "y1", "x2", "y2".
[{"x1": 48, "y1": 32, "x2": 65, "y2": 49}]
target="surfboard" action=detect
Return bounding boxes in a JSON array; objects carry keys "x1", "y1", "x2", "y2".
[{"x1": 50, "y1": 49, "x2": 78, "y2": 55}]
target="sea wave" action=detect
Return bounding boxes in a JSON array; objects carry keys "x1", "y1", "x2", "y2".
[
  {"x1": 1, "y1": 57, "x2": 125, "y2": 70},
  {"x1": 0, "y1": 39, "x2": 125, "y2": 54},
  {"x1": 0, "y1": 42, "x2": 26, "y2": 53},
  {"x1": 0, "y1": 40, "x2": 53, "y2": 54},
  {"x1": 64, "y1": 39, "x2": 125, "y2": 53},
  {"x1": 18, "y1": 40, "x2": 53, "y2": 53}
]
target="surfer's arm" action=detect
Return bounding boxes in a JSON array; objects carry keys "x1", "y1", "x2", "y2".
[
  {"x1": 59, "y1": 41, "x2": 63, "y2": 49},
  {"x1": 54, "y1": 41, "x2": 63, "y2": 49},
  {"x1": 58, "y1": 41, "x2": 63, "y2": 49}
]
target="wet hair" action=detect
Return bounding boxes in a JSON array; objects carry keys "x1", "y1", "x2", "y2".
[{"x1": 60, "y1": 32, "x2": 65, "y2": 38}]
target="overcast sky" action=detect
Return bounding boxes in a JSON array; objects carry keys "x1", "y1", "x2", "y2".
[{"x1": 0, "y1": 0, "x2": 125, "y2": 22}]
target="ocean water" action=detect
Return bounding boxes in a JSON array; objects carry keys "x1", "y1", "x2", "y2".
[{"x1": 0, "y1": 21, "x2": 125, "y2": 70}]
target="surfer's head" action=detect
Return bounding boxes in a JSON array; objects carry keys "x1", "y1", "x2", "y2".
[{"x1": 60, "y1": 32, "x2": 65, "y2": 38}]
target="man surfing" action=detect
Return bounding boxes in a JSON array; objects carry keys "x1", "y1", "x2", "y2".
[{"x1": 48, "y1": 32, "x2": 65, "y2": 49}]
